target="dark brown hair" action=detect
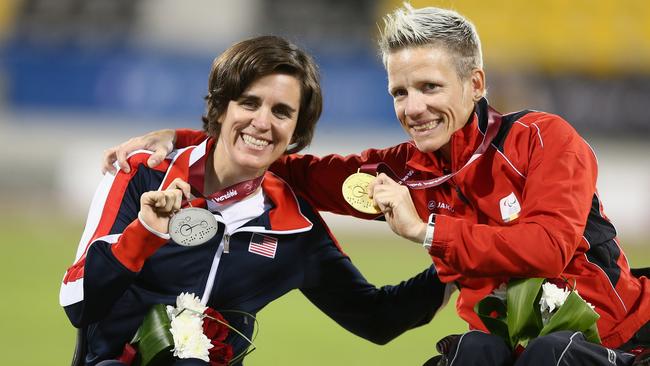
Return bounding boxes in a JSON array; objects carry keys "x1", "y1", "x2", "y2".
[{"x1": 202, "y1": 35, "x2": 322, "y2": 154}]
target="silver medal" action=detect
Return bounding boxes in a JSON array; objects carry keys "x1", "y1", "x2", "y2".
[{"x1": 168, "y1": 207, "x2": 218, "y2": 246}]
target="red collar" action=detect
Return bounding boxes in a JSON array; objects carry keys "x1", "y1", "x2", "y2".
[
  {"x1": 260, "y1": 172, "x2": 312, "y2": 231},
  {"x1": 160, "y1": 138, "x2": 312, "y2": 232}
]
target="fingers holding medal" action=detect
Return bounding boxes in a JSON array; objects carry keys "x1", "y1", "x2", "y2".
[
  {"x1": 166, "y1": 178, "x2": 192, "y2": 203},
  {"x1": 367, "y1": 173, "x2": 403, "y2": 214},
  {"x1": 368, "y1": 173, "x2": 427, "y2": 243},
  {"x1": 139, "y1": 178, "x2": 221, "y2": 247},
  {"x1": 342, "y1": 172, "x2": 381, "y2": 214},
  {"x1": 140, "y1": 178, "x2": 191, "y2": 234},
  {"x1": 164, "y1": 178, "x2": 218, "y2": 247}
]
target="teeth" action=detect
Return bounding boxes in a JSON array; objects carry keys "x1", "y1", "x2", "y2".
[
  {"x1": 412, "y1": 120, "x2": 439, "y2": 131},
  {"x1": 242, "y1": 134, "x2": 269, "y2": 149}
]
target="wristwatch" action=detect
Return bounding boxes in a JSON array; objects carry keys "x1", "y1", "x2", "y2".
[{"x1": 422, "y1": 213, "x2": 435, "y2": 250}]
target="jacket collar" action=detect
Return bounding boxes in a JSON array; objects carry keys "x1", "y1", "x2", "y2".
[
  {"x1": 405, "y1": 97, "x2": 494, "y2": 176},
  {"x1": 159, "y1": 138, "x2": 312, "y2": 233}
]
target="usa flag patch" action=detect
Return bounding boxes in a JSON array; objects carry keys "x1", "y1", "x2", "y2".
[{"x1": 248, "y1": 233, "x2": 278, "y2": 259}]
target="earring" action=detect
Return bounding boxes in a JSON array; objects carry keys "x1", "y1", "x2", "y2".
[{"x1": 286, "y1": 142, "x2": 298, "y2": 152}]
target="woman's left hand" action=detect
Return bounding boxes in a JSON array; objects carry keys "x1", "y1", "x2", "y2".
[{"x1": 368, "y1": 173, "x2": 427, "y2": 244}]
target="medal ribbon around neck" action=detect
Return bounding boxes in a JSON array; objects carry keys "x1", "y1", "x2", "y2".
[
  {"x1": 167, "y1": 140, "x2": 264, "y2": 246},
  {"x1": 186, "y1": 150, "x2": 264, "y2": 209},
  {"x1": 342, "y1": 107, "x2": 502, "y2": 213}
]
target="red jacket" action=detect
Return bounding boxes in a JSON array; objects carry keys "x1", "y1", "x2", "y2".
[{"x1": 177, "y1": 98, "x2": 650, "y2": 348}]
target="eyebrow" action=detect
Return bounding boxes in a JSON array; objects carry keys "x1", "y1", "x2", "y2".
[
  {"x1": 388, "y1": 85, "x2": 401, "y2": 95},
  {"x1": 275, "y1": 102, "x2": 297, "y2": 114},
  {"x1": 238, "y1": 93, "x2": 260, "y2": 103},
  {"x1": 239, "y1": 93, "x2": 297, "y2": 114}
]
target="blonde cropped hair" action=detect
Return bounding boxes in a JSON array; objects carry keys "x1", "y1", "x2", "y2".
[{"x1": 379, "y1": 3, "x2": 483, "y2": 79}]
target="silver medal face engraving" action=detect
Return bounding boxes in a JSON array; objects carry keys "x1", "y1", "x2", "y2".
[{"x1": 168, "y1": 207, "x2": 218, "y2": 246}]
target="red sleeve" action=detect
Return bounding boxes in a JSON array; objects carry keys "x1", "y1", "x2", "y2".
[
  {"x1": 430, "y1": 114, "x2": 598, "y2": 280},
  {"x1": 111, "y1": 218, "x2": 168, "y2": 272},
  {"x1": 269, "y1": 144, "x2": 413, "y2": 219},
  {"x1": 176, "y1": 128, "x2": 208, "y2": 148}
]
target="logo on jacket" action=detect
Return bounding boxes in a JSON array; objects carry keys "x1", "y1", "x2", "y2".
[
  {"x1": 499, "y1": 192, "x2": 521, "y2": 223},
  {"x1": 248, "y1": 233, "x2": 278, "y2": 259},
  {"x1": 428, "y1": 200, "x2": 455, "y2": 213},
  {"x1": 607, "y1": 349, "x2": 616, "y2": 364}
]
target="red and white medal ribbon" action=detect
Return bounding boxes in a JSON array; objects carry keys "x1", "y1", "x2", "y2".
[{"x1": 361, "y1": 107, "x2": 502, "y2": 190}]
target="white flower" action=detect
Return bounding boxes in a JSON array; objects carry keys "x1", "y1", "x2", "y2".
[
  {"x1": 539, "y1": 282, "x2": 570, "y2": 313},
  {"x1": 185, "y1": 333, "x2": 213, "y2": 361},
  {"x1": 171, "y1": 310, "x2": 202, "y2": 329},
  {"x1": 539, "y1": 282, "x2": 571, "y2": 325},
  {"x1": 166, "y1": 305, "x2": 177, "y2": 319},
  {"x1": 171, "y1": 326, "x2": 213, "y2": 361},
  {"x1": 176, "y1": 292, "x2": 207, "y2": 314},
  {"x1": 168, "y1": 292, "x2": 213, "y2": 361}
]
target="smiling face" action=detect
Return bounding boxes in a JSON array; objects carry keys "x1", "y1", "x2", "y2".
[
  {"x1": 387, "y1": 45, "x2": 485, "y2": 158},
  {"x1": 214, "y1": 73, "x2": 301, "y2": 180}
]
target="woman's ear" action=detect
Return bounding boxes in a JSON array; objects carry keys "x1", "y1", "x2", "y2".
[{"x1": 470, "y1": 68, "x2": 486, "y2": 101}]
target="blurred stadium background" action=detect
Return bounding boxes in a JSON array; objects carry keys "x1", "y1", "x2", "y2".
[{"x1": 0, "y1": 0, "x2": 648, "y2": 365}]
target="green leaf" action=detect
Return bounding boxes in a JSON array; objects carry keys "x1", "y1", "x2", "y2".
[
  {"x1": 506, "y1": 278, "x2": 544, "y2": 348},
  {"x1": 476, "y1": 295, "x2": 507, "y2": 320},
  {"x1": 133, "y1": 304, "x2": 174, "y2": 366},
  {"x1": 131, "y1": 326, "x2": 142, "y2": 344},
  {"x1": 538, "y1": 291, "x2": 601, "y2": 344},
  {"x1": 477, "y1": 314, "x2": 510, "y2": 342},
  {"x1": 475, "y1": 295, "x2": 510, "y2": 342},
  {"x1": 583, "y1": 323, "x2": 602, "y2": 344}
]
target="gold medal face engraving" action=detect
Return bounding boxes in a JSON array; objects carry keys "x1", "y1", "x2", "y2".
[
  {"x1": 169, "y1": 207, "x2": 218, "y2": 246},
  {"x1": 342, "y1": 172, "x2": 381, "y2": 214}
]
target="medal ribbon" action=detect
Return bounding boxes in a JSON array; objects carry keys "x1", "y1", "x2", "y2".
[
  {"x1": 360, "y1": 106, "x2": 502, "y2": 189},
  {"x1": 183, "y1": 141, "x2": 265, "y2": 208}
]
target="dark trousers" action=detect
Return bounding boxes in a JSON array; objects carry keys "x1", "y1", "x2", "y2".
[{"x1": 440, "y1": 330, "x2": 636, "y2": 366}]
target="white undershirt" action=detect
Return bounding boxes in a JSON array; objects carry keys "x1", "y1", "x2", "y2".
[{"x1": 208, "y1": 188, "x2": 266, "y2": 234}]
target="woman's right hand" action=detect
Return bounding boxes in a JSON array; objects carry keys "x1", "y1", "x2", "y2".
[
  {"x1": 102, "y1": 129, "x2": 176, "y2": 175},
  {"x1": 139, "y1": 178, "x2": 191, "y2": 234}
]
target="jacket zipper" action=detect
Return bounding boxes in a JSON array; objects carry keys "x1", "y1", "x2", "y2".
[
  {"x1": 455, "y1": 186, "x2": 471, "y2": 206},
  {"x1": 223, "y1": 234, "x2": 230, "y2": 254}
]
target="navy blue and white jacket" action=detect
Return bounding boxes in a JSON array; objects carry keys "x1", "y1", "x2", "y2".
[{"x1": 60, "y1": 139, "x2": 446, "y2": 366}]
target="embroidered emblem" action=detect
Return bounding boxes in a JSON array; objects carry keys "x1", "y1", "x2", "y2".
[
  {"x1": 428, "y1": 200, "x2": 437, "y2": 210},
  {"x1": 499, "y1": 192, "x2": 521, "y2": 223},
  {"x1": 248, "y1": 233, "x2": 278, "y2": 259}
]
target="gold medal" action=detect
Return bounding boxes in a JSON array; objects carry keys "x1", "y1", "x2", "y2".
[{"x1": 342, "y1": 172, "x2": 381, "y2": 214}]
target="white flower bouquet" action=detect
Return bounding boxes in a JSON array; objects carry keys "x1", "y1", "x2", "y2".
[
  {"x1": 119, "y1": 293, "x2": 255, "y2": 366},
  {"x1": 475, "y1": 278, "x2": 601, "y2": 351},
  {"x1": 166, "y1": 293, "x2": 216, "y2": 362}
]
